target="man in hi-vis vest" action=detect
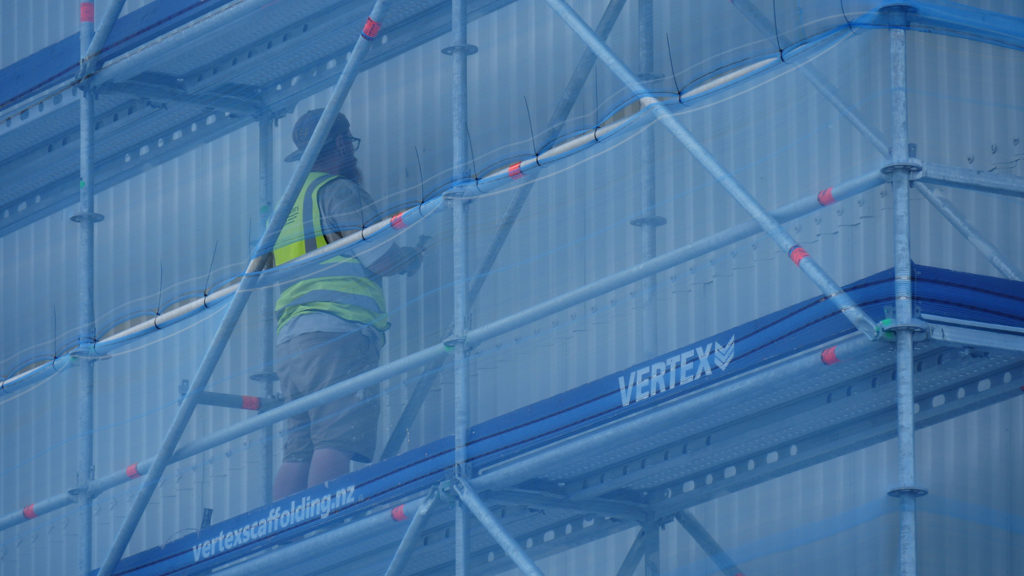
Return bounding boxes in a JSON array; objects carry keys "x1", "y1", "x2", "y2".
[{"x1": 272, "y1": 108, "x2": 421, "y2": 499}]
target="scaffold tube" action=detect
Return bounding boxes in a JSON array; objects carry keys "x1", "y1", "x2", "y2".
[
  {"x1": 915, "y1": 182, "x2": 1023, "y2": 281},
  {"x1": 920, "y1": 162, "x2": 1024, "y2": 199}
]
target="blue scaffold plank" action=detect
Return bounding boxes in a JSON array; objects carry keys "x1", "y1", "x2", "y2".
[
  {"x1": 0, "y1": 0, "x2": 234, "y2": 113},
  {"x1": 106, "y1": 265, "x2": 1024, "y2": 575}
]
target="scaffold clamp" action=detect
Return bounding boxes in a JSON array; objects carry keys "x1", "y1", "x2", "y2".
[
  {"x1": 888, "y1": 486, "x2": 928, "y2": 498},
  {"x1": 629, "y1": 216, "x2": 667, "y2": 227},
  {"x1": 70, "y1": 211, "x2": 104, "y2": 223},
  {"x1": 880, "y1": 158, "x2": 923, "y2": 180},
  {"x1": 442, "y1": 44, "x2": 479, "y2": 56}
]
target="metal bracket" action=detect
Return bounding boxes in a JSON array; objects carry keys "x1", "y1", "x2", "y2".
[
  {"x1": 629, "y1": 215, "x2": 667, "y2": 227},
  {"x1": 881, "y1": 158, "x2": 924, "y2": 180},
  {"x1": 887, "y1": 486, "x2": 928, "y2": 498},
  {"x1": 70, "y1": 212, "x2": 105, "y2": 223},
  {"x1": 442, "y1": 44, "x2": 479, "y2": 56}
]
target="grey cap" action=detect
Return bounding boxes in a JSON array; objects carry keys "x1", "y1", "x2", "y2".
[{"x1": 284, "y1": 108, "x2": 351, "y2": 162}]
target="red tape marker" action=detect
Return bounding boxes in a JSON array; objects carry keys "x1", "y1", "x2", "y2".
[
  {"x1": 508, "y1": 161, "x2": 524, "y2": 180},
  {"x1": 126, "y1": 463, "x2": 142, "y2": 479},
  {"x1": 390, "y1": 213, "x2": 407, "y2": 229},
  {"x1": 22, "y1": 504, "x2": 37, "y2": 520},
  {"x1": 821, "y1": 346, "x2": 839, "y2": 365},
  {"x1": 362, "y1": 18, "x2": 382, "y2": 39},
  {"x1": 817, "y1": 186, "x2": 835, "y2": 206},
  {"x1": 241, "y1": 396, "x2": 261, "y2": 411},
  {"x1": 789, "y1": 246, "x2": 809, "y2": 266},
  {"x1": 391, "y1": 505, "x2": 407, "y2": 522},
  {"x1": 80, "y1": 2, "x2": 95, "y2": 22}
]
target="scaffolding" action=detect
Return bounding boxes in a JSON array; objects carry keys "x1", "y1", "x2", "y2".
[{"x1": 1, "y1": 1, "x2": 1023, "y2": 575}]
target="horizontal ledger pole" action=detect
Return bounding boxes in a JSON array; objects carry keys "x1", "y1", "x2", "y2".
[{"x1": 0, "y1": 167, "x2": 883, "y2": 532}]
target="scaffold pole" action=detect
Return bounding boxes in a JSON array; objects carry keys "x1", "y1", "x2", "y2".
[
  {"x1": 636, "y1": 0, "x2": 659, "y2": 361},
  {"x1": 75, "y1": 3, "x2": 102, "y2": 573},
  {"x1": 449, "y1": 0, "x2": 472, "y2": 570},
  {"x1": 887, "y1": 12, "x2": 925, "y2": 576}
]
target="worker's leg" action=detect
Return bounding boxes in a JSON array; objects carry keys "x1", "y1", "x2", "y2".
[
  {"x1": 307, "y1": 448, "x2": 353, "y2": 488},
  {"x1": 273, "y1": 460, "x2": 310, "y2": 500}
]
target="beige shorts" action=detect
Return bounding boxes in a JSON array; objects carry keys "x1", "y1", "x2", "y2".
[{"x1": 275, "y1": 330, "x2": 380, "y2": 463}]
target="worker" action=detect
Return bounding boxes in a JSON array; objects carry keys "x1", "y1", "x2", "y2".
[{"x1": 271, "y1": 108, "x2": 421, "y2": 499}]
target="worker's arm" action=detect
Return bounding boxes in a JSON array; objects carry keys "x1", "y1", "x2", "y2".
[{"x1": 318, "y1": 179, "x2": 422, "y2": 277}]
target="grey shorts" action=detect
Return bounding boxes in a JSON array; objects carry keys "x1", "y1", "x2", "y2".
[{"x1": 275, "y1": 330, "x2": 380, "y2": 463}]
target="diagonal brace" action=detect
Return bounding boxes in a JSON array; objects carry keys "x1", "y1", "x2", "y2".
[
  {"x1": 615, "y1": 527, "x2": 647, "y2": 576},
  {"x1": 452, "y1": 477, "x2": 545, "y2": 576},
  {"x1": 676, "y1": 510, "x2": 745, "y2": 576},
  {"x1": 95, "y1": 2, "x2": 392, "y2": 574},
  {"x1": 541, "y1": 0, "x2": 878, "y2": 341},
  {"x1": 385, "y1": 489, "x2": 440, "y2": 576},
  {"x1": 79, "y1": 0, "x2": 128, "y2": 80}
]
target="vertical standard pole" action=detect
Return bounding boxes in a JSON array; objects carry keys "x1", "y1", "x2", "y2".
[
  {"x1": 448, "y1": 0, "x2": 473, "y2": 573},
  {"x1": 379, "y1": 0, "x2": 629, "y2": 462},
  {"x1": 541, "y1": 0, "x2": 878, "y2": 341},
  {"x1": 887, "y1": 16, "x2": 923, "y2": 576},
  {"x1": 257, "y1": 113, "x2": 276, "y2": 504},
  {"x1": 96, "y1": 3, "x2": 391, "y2": 574},
  {"x1": 642, "y1": 521, "x2": 660, "y2": 576},
  {"x1": 635, "y1": 0, "x2": 659, "y2": 360},
  {"x1": 76, "y1": 4, "x2": 99, "y2": 573}
]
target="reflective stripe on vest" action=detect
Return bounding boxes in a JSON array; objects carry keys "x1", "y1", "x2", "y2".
[{"x1": 272, "y1": 173, "x2": 387, "y2": 333}]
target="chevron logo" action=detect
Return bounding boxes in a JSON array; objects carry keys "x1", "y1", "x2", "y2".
[{"x1": 714, "y1": 335, "x2": 735, "y2": 371}]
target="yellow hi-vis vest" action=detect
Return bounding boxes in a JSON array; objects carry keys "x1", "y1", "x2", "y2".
[{"x1": 272, "y1": 172, "x2": 387, "y2": 334}]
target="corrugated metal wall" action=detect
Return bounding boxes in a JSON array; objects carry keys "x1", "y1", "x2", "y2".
[
  {"x1": 1, "y1": 0, "x2": 1022, "y2": 574},
  {"x1": 0, "y1": 0, "x2": 156, "y2": 68}
]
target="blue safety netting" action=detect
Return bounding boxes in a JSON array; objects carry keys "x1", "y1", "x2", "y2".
[{"x1": 0, "y1": 0, "x2": 1022, "y2": 574}]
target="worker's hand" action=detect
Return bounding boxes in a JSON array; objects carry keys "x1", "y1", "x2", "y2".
[
  {"x1": 368, "y1": 243, "x2": 423, "y2": 277},
  {"x1": 394, "y1": 245, "x2": 422, "y2": 276}
]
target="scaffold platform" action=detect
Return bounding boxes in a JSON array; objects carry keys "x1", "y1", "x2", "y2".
[{"x1": 103, "y1": 265, "x2": 1024, "y2": 575}]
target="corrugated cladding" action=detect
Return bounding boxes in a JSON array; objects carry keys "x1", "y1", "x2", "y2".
[{"x1": 1, "y1": 0, "x2": 1022, "y2": 573}]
